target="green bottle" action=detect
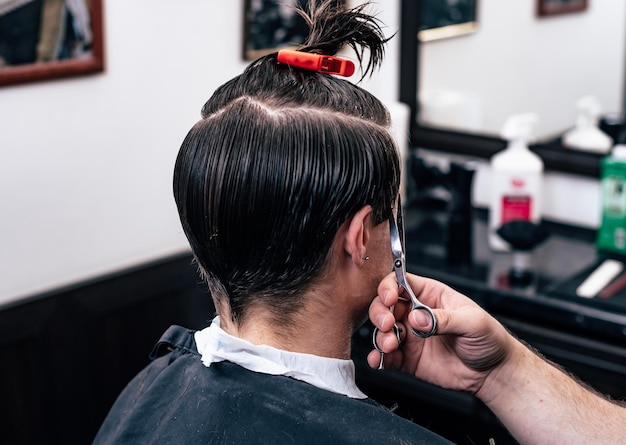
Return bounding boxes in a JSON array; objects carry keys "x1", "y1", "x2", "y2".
[{"x1": 598, "y1": 145, "x2": 626, "y2": 253}]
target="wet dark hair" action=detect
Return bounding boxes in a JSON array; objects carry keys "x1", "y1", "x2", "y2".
[{"x1": 173, "y1": 0, "x2": 400, "y2": 326}]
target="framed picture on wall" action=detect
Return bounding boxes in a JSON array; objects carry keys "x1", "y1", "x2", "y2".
[
  {"x1": 419, "y1": 0, "x2": 478, "y2": 42},
  {"x1": 242, "y1": 0, "x2": 343, "y2": 60},
  {"x1": 537, "y1": 0, "x2": 588, "y2": 16},
  {"x1": 0, "y1": 0, "x2": 105, "y2": 87}
]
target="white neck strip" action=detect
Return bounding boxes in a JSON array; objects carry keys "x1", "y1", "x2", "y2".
[{"x1": 194, "y1": 317, "x2": 367, "y2": 399}]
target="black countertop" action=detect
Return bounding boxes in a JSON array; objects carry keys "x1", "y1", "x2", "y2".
[{"x1": 403, "y1": 206, "x2": 626, "y2": 345}]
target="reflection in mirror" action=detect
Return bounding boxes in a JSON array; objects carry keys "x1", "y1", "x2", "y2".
[
  {"x1": 418, "y1": 1, "x2": 625, "y2": 140},
  {"x1": 0, "y1": 0, "x2": 104, "y2": 86},
  {"x1": 419, "y1": 0, "x2": 477, "y2": 42}
]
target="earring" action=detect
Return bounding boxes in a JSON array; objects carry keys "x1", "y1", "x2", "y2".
[{"x1": 362, "y1": 256, "x2": 370, "y2": 261}]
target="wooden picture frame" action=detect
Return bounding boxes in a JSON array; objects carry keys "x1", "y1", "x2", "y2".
[
  {"x1": 0, "y1": 0, "x2": 105, "y2": 87},
  {"x1": 419, "y1": 0, "x2": 478, "y2": 42},
  {"x1": 537, "y1": 0, "x2": 588, "y2": 16}
]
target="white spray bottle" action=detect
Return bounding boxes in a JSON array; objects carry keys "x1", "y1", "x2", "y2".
[
  {"x1": 489, "y1": 113, "x2": 544, "y2": 251},
  {"x1": 563, "y1": 95, "x2": 612, "y2": 153}
]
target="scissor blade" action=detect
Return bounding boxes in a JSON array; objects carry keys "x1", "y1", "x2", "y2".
[
  {"x1": 389, "y1": 211, "x2": 404, "y2": 259},
  {"x1": 397, "y1": 196, "x2": 406, "y2": 253}
]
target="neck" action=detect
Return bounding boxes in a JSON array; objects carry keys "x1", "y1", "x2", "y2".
[{"x1": 219, "y1": 291, "x2": 360, "y2": 360}]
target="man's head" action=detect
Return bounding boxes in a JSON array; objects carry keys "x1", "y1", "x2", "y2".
[{"x1": 173, "y1": 1, "x2": 400, "y2": 326}]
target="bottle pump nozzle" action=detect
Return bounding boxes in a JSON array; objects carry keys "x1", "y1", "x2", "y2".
[
  {"x1": 575, "y1": 95, "x2": 602, "y2": 128},
  {"x1": 500, "y1": 113, "x2": 538, "y2": 147}
]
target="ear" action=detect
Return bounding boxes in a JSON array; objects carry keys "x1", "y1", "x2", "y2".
[{"x1": 343, "y1": 205, "x2": 373, "y2": 267}]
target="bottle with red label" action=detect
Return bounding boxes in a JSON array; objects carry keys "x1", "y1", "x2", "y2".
[{"x1": 489, "y1": 113, "x2": 544, "y2": 251}]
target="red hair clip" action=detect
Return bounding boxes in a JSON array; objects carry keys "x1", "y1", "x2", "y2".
[{"x1": 277, "y1": 50, "x2": 355, "y2": 77}]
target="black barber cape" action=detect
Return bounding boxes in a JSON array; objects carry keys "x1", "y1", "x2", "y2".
[{"x1": 94, "y1": 325, "x2": 452, "y2": 444}]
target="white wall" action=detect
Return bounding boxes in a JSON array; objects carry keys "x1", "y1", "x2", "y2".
[
  {"x1": 0, "y1": 1, "x2": 250, "y2": 306},
  {"x1": 0, "y1": 0, "x2": 400, "y2": 306}
]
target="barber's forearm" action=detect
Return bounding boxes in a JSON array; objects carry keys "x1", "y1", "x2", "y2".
[{"x1": 477, "y1": 339, "x2": 626, "y2": 445}]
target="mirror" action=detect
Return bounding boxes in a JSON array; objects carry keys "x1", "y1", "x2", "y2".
[
  {"x1": 400, "y1": 0, "x2": 626, "y2": 177},
  {"x1": 0, "y1": 0, "x2": 104, "y2": 87}
]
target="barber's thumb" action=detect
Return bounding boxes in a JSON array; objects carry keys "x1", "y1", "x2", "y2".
[{"x1": 410, "y1": 308, "x2": 443, "y2": 333}]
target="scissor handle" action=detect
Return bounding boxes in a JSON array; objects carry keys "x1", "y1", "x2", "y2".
[
  {"x1": 397, "y1": 275, "x2": 437, "y2": 338},
  {"x1": 371, "y1": 324, "x2": 402, "y2": 353}
]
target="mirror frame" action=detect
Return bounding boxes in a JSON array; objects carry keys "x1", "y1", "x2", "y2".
[
  {"x1": 399, "y1": 0, "x2": 611, "y2": 178},
  {"x1": 0, "y1": 0, "x2": 105, "y2": 87}
]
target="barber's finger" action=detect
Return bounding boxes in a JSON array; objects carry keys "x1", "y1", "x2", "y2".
[
  {"x1": 403, "y1": 274, "x2": 449, "y2": 308},
  {"x1": 408, "y1": 308, "x2": 437, "y2": 334},
  {"x1": 367, "y1": 349, "x2": 381, "y2": 369},
  {"x1": 372, "y1": 322, "x2": 407, "y2": 352},
  {"x1": 376, "y1": 273, "x2": 400, "y2": 306},
  {"x1": 367, "y1": 348, "x2": 404, "y2": 370},
  {"x1": 369, "y1": 297, "x2": 397, "y2": 331},
  {"x1": 410, "y1": 305, "x2": 487, "y2": 337}
]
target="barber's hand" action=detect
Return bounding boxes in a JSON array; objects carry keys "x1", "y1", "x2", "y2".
[{"x1": 368, "y1": 273, "x2": 514, "y2": 395}]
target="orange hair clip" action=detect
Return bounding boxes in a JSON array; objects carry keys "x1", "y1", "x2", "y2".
[{"x1": 277, "y1": 50, "x2": 355, "y2": 77}]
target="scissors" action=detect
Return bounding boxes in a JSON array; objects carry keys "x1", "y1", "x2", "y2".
[{"x1": 372, "y1": 197, "x2": 437, "y2": 369}]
